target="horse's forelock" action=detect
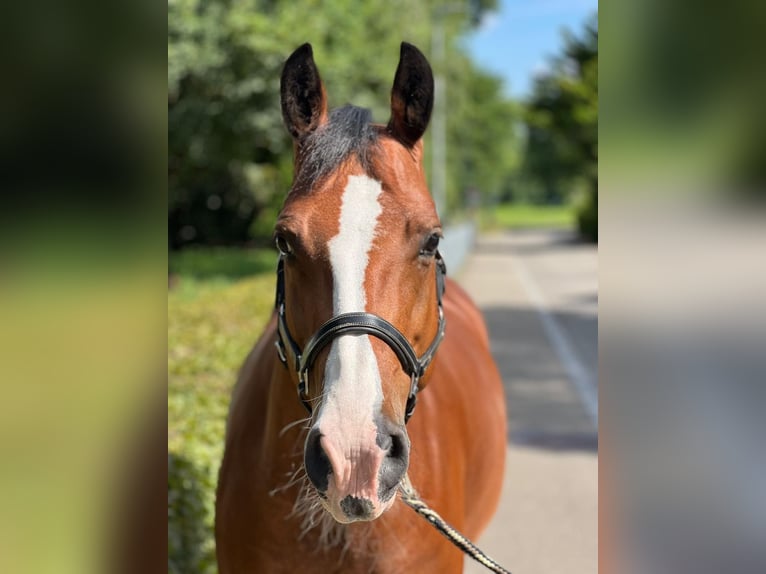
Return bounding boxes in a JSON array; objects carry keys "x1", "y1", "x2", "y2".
[{"x1": 296, "y1": 105, "x2": 378, "y2": 188}]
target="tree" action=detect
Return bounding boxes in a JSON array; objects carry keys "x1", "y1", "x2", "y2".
[
  {"x1": 445, "y1": 57, "x2": 520, "y2": 209},
  {"x1": 521, "y1": 14, "x2": 598, "y2": 239}
]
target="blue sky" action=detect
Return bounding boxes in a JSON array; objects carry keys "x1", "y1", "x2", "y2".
[{"x1": 464, "y1": 0, "x2": 598, "y2": 98}]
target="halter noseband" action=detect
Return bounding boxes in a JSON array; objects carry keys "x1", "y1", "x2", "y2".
[{"x1": 275, "y1": 253, "x2": 447, "y2": 423}]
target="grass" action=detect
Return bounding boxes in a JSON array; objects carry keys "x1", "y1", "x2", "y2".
[
  {"x1": 168, "y1": 247, "x2": 277, "y2": 574},
  {"x1": 481, "y1": 202, "x2": 576, "y2": 230},
  {"x1": 169, "y1": 246, "x2": 277, "y2": 281}
]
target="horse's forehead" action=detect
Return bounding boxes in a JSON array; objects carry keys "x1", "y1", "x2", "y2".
[
  {"x1": 374, "y1": 138, "x2": 426, "y2": 192},
  {"x1": 283, "y1": 142, "x2": 430, "y2": 246},
  {"x1": 298, "y1": 152, "x2": 420, "y2": 209}
]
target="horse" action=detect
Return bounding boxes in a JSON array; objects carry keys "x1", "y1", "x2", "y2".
[{"x1": 215, "y1": 42, "x2": 506, "y2": 573}]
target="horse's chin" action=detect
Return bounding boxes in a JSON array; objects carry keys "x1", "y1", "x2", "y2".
[{"x1": 319, "y1": 491, "x2": 396, "y2": 524}]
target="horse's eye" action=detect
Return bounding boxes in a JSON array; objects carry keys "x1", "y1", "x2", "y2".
[
  {"x1": 275, "y1": 234, "x2": 293, "y2": 256},
  {"x1": 420, "y1": 233, "x2": 441, "y2": 257}
]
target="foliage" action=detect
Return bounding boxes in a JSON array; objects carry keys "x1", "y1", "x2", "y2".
[
  {"x1": 521, "y1": 15, "x2": 598, "y2": 240},
  {"x1": 168, "y1": 0, "x2": 515, "y2": 249},
  {"x1": 575, "y1": 184, "x2": 597, "y2": 241},
  {"x1": 169, "y1": 246, "x2": 276, "y2": 280},
  {"x1": 168, "y1": 248, "x2": 276, "y2": 574},
  {"x1": 168, "y1": 453, "x2": 215, "y2": 574},
  {"x1": 445, "y1": 56, "x2": 521, "y2": 210}
]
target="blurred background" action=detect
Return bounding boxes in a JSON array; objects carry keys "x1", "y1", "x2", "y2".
[
  {"x1": 168, "y1": 1, "x2": 597, "y2": 573},
  {"x1": 4, "y1": 0, "x2": 763, "y2": 572}
]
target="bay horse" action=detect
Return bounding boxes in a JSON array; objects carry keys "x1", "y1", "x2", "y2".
[{"x1": 215, "y1": 42, "x2": 506, "y2": 573}]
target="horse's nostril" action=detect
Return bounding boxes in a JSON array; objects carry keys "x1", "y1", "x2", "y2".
[
  {"x1": 388, "y1": 432, "x2": 406, "y2": 460},
  {"x1": 377, "y1": 425, "x2": 409, "y2": 502},
  {"x1": 304, "y1": 428, "x2": 331, "y2": 493}
]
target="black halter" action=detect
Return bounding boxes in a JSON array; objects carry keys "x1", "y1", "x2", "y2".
[{"x1": 275, "y1": 253, "x2": 447, "y2": 423}]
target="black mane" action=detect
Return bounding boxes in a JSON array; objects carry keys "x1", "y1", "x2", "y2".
[{"x1": 296, "y1": 105, "x2": 378, "y2": 186}]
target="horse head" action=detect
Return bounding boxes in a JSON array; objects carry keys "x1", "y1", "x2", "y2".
[{"x1": 275, "y1": 42, "x2": 443, "y2": 524}]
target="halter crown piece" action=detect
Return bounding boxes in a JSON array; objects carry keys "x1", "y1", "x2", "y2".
[{"x1": 274, "y1": 252, "x2": 447, "y2": 423}]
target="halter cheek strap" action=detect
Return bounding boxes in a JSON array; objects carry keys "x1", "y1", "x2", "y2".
[{"x1": 275, "y1": 253, "x2": 447, "y2": 423}]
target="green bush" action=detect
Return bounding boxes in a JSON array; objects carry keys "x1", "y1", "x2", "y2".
[
  {"x1": 168, "y1": 249, "x2": 276, "y2": 574},
  {"x1": 576, "y1": 188, "x2": 598, "y2": 242},
  {"x1": 168, "y1": 454, "x2": 216, "y2": 574}
]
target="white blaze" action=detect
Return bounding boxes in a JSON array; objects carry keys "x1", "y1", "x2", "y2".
[{"x1": 319, "y1": 174, "x2": 384, "y2": 429}]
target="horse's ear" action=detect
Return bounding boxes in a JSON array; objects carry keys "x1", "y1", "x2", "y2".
[
  {"x1": 280, "y1": 43, "x2": 328, "y2": 141},
  {"x1": 387, "y1": 42, "x2": 434, "y2": 148}
]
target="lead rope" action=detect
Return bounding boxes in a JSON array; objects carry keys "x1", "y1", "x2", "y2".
[{"x1": 398, "y1": 475, "x2": 512, "y2": 574}]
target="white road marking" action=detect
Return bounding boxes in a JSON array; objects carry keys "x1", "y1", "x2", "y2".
[{"x1": 511, "y1": 254, "x2": 599, "y2": 428}]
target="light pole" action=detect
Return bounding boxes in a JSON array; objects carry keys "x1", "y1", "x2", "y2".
[
  {"x1": 431, "y1": 12, "x2": 447, "y2": 220},
  {"x1": 430, "y1": 4, "x2": 465, "y2": 220}
]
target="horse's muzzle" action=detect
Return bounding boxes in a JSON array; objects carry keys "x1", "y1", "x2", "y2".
[{"x1": 304, "y1": 421, "x2": 409, "y2": 522}]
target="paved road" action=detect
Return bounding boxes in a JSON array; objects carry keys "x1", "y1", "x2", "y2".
[{"x1": 455, "y1": 230, "x2": 598, "y2": 574}]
